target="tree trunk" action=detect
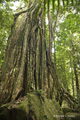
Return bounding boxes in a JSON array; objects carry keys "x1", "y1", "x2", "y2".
[
  {"x1": 0, "y1": 0, "x2": 78, "y2": 107},
  {"x1": 0, "y1": 0, "x2": 51, "y2": 105},
  {"x1": 71, "y1": 40, "x2": 79, "y2": 98},
  {"x1": 70, "y1": 56, "x2": 75, "y2": 97},
  {"x1": 0, "y1": 1, "x2": 45, "y2": 104}
]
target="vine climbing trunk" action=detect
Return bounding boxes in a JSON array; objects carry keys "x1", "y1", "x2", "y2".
[
  {"x1": 0, "y1": 0, "x2": 45, "y2": 104},
  {"x1": 0, "y1": 0, "x2": 51, "y2": 105},
  {"x1": 0, "y1": 0, "x2": 78, "y2": 107}
]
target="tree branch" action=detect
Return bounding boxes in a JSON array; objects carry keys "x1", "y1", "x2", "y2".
[{"x1": 14, "y1": 0, "x2": 42, "y2": 17}]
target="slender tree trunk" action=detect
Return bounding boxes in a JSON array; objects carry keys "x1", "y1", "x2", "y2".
[
  {"x1": 73, "y1": 62, "x2": 79, "y2": 97},
  {"x1": 48, "y1": 10, "x2": 53, "y2": 57},
  {"x1": 71, "y1": 40, "x2": 79, "y2": 98},
  {"x1": 54, "y1": 40, "x2": 56, "y2": 65},
  {"x1": 70, "y1": 56, "x2": 75, "y2": 97}
]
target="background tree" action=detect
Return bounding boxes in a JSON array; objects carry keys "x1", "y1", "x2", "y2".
[{"x1": 55, "y1": 6, "x2": 80, "y2": 98}]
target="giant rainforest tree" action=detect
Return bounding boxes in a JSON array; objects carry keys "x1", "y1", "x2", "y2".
[{"x1": 0, "y1": 0, "x2": 80, "y2": 108}]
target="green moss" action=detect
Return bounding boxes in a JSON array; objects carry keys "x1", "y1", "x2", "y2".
[
  {"x1": 43, "y1": 99, "x2": 63, "y2": 120},
  {"x1": 18, "y1": 98, "x2": 28, "y2": 113},
  {"x1": 0, "y1": 93, "x2": 64, "y2": 120},
  {"x1": 65, "y1": 112, "x2": 80, "y2": 120},
  {"x1": 0, "y1": 104, "x2": 10, "y2": 120},
  {"x1": 28, "y1": 93, "x2": 44, "y2": 119},
  {"x1": 62, "y1": 100, "x2": 69, "y2": 108},
  {"x1": 27, "y1": 93, "x2": 63, "y2": 120}
]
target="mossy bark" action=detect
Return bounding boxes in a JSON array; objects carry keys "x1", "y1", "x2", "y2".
[
  {"x1": 0, "y1": 1, "x2": 49, "y2": 105},
  {"x1": 0, "y1": 1, "x2": 42, "y2": 104},
  {"x1": 0, "y1": 0, "x2": 79, "y2": 111},
  {"x1": 0, "y1": 93, "x2": 63, "y2": 120}
]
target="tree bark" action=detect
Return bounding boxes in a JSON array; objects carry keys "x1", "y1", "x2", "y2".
[
  {"x1": 0, "y1": 1, "x2": 43, "y2": 104},
  {"x1": 0, "y1": 0, "x2": 79, "y2": 107},
  {"x1": 71, "y1": 40, "x2": 79, "y2": 98}
]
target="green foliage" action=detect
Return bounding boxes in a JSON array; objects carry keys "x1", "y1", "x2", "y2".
[
  {"x1": 0, "y1": 0, "x2": 19, "y2": 3},
  {"x1": 0, "y1": 2, "x2": 14, "y2": 68},
  {"x1": 44, "y1": 0, "x2": 79, "y2": 12},
  {"x1": 36, "y1": 89, "x2": 43, "y2": 97},
  {"x1": 54, "y1": 6, "x2": 80, "y2": 94}
]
